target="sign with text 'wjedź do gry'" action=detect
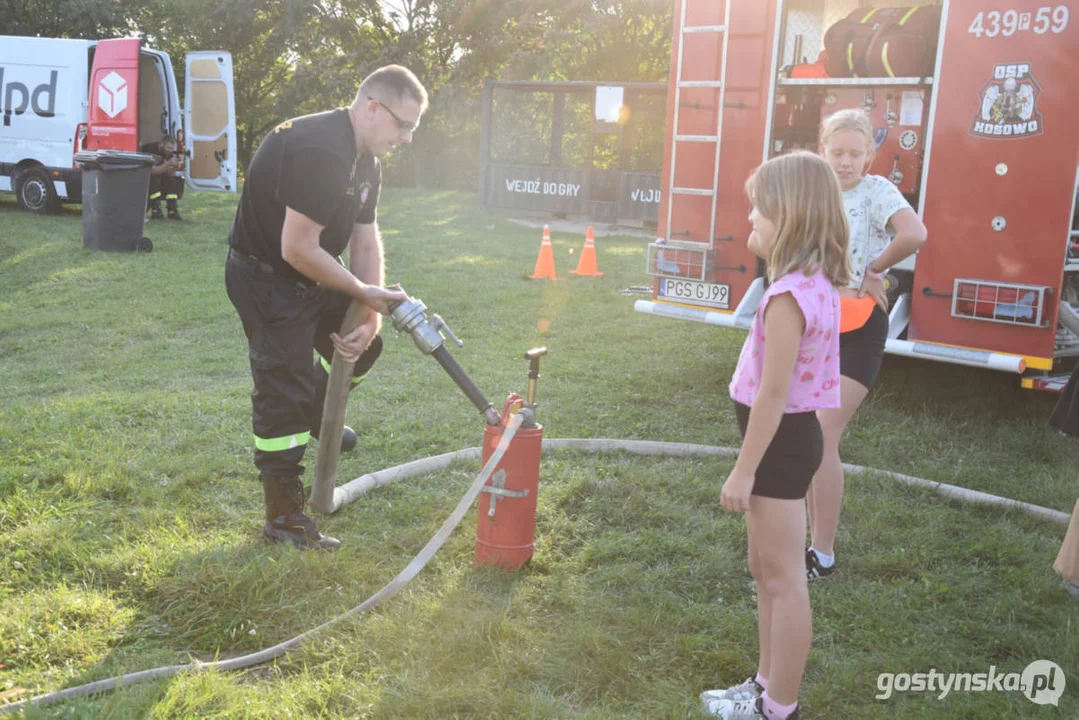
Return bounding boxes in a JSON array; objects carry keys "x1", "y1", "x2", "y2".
[{"x1": 483, "y1": 164, "x2": 660, "y2": 223}]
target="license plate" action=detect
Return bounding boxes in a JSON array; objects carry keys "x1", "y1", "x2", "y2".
[{"x1": 659, "y1": 278, "x2": 730, "y2": 309}]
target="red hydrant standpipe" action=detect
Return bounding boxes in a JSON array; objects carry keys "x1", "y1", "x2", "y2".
[{"x1": 474, "y1": 348, "x2": 548, "y2": 571}]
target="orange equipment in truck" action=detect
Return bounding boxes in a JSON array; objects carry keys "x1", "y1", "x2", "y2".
[{"x1": 634, "y1": 0, "x2": 1079, "y2": 391}]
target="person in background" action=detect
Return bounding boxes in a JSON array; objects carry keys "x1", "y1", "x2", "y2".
[
  {"x1": 1051, "y1": 304, "x2": 1079, "y2": 598},
  {"x1": 142, "y1": 135, "x2": 184, "y2": 221},
  {"x1": 805, "y1": 108, "x2": 928, "y2": 581}
]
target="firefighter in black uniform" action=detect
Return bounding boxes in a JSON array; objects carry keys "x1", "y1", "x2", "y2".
[
  {"x1": 226, "y1": 65, "x2": 427, "y2": 550},
  {"x1": 142, "y1": 135, "x2": 184, "y2": 220}
]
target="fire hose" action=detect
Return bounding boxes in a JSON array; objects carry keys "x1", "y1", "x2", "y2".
[
  {"x1": 6, "y1": 293, "x2": 1071, "y2": 712},
  {"x1": 1, "y1": 412, "x2": 528, "y2": 714},
  {"x1": 4, "y1": 296, "x2": 518, "y2": 714},
  {"x1": 4, "y1": 426, "x2": 1070, "y2": 713}
]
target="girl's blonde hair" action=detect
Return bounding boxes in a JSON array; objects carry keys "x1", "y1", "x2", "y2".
[
  {"x1": 820, "y1": 108, "x2": 874, "y2": 153},
  {"x1": 745, "y1": 151, "x2": 851, "y2": 286}
]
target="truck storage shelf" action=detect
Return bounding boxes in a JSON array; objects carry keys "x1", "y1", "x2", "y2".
[{"x1": 778, "y1": 77, "x2": 933, "y2": 86}]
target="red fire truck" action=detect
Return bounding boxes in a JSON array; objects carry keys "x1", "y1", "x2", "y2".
[{"x1": 635, "y1": 0, "x2": 1079, "y2": 390}]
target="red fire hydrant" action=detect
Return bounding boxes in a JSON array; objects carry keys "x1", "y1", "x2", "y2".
[{"x1": 474, "y1": 348, "x2": 547, "y2": 571}]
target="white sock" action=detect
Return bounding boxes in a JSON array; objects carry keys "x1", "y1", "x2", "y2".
[{"x1": 810, "y1": 547, "x2": 835, "y2": 568}]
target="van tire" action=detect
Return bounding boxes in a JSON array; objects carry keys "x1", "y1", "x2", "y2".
[{"x1": 16, "y1": 168, "x2": 60, "y2": 214}]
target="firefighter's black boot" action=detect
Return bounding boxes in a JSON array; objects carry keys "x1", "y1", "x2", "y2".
[
  {"x1": 166, "y1": 199, "x2": 183, "y2": 221},
  {"x1": 340, "y1": 425, "x2": 357, "y2": 452},
  {"x1": 311, "y1": 424, "x2": 357, "y2": 453},
  {"x1": 149, "y1": 199, "x2": 165, "y2": 220},
  {"x1": 261, "y1": 475, "x2": 340, "y2": 551}
]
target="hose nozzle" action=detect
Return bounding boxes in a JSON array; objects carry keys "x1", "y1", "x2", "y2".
[{"x1": 389, "y1": 297, "x2": 462, "y2": 355}]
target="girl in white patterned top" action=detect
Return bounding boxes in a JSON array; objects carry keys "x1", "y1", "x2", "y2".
[{"x1": 804, "y1": 109, "x2": 927, "y2": 581}]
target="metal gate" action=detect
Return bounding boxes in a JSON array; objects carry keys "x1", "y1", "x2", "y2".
[{"x1": 478, "y1": 80, "x2": 667, "y2": 226}]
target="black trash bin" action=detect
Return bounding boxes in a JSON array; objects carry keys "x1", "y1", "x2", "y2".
[{"x1": 74, "y1": 150, "x2": 155, "y2": 253}]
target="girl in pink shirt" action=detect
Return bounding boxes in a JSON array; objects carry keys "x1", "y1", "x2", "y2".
[{"x1": 701, "y1": 151, "x2": 850, "y2": 720}]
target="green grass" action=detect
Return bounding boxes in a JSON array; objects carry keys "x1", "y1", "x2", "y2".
[{"x1": 0, "y1": 189, "x2": 1076, "y2": 718}]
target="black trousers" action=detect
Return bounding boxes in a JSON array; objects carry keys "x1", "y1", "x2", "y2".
[
  {"x1": 1050, "y1": 364, "x2": 1079, "y2": 438},
  {"x1": 148, "y1": 173, "x2": 184, "y2": 206},
  {"x1": 225, "y1": 251, "x2": 382, "y2": 478}
]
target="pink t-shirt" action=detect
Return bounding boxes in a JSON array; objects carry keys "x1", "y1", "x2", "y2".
[{"x1": 729, "y1": 269, "x2": 841, "y2": 413}]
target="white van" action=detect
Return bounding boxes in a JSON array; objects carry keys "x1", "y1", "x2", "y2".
[{"x1": 0, "y1": 35, "x2": 237, "y2": 213}]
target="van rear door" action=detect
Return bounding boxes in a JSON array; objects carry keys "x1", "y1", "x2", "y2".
[
  {"x1": 183, "y1": 52, "x2": 237, "y2": 192},
  {"x1": 87, "y1": 38, "x2": 141, "y2": 151}
]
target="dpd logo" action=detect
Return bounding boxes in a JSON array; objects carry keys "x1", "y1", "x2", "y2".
[
  {"x1": 98, "y1": 71, "x2": 129, "y2": 119},
  {"x1": 0, "y1": 68, "x2": 58, "y2": 126}
]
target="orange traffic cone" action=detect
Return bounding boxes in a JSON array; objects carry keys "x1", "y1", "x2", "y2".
[
  {"x1": 530, "y1": 225, "x2": 557, "y2": 280},
  {"x1": 570, "y1": 226, "x2": 603, "y2": 276}
]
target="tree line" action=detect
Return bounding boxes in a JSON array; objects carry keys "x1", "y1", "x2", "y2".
[{"x1": 2, "y1": 0, "x2": 672, "y2": 189}]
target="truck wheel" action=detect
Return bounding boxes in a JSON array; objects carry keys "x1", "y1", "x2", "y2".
[{"x1": 16, "y1": 168, "x2": 60, "y2": 214}]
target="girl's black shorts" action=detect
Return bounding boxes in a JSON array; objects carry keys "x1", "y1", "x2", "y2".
[
  {"x1": 840, "y1": 305, "x2": 889, "y2": 390},
  {"x1": 733, "y1": 401, "x2": 823, "y2": 500}
]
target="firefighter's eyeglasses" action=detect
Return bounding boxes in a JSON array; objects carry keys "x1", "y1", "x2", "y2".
[{"x1": 369, "y1": 96, "x2": 417, "y2": 133}]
